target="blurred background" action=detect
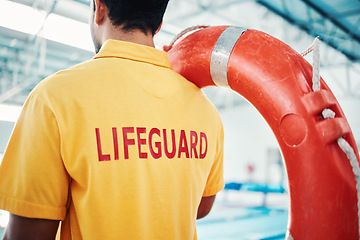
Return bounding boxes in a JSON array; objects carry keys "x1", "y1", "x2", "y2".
[{"x1": 0, "y1": 0, "x2": 360, "y2": 239}]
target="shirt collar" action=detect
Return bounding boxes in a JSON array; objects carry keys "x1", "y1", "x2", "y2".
[{"x1": 93, "y1": 39, "x2": 172, "y2": 69}]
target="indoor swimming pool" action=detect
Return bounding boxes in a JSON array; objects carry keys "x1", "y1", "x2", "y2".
[
  {"x1": 0, "y1": 206, "x2": 288, "y2": 240},
  {"x1": 197, "y1": 206, "x2": 288, "y2": 240}
]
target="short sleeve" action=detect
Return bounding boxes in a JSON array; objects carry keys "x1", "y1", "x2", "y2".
[
  {"x1": 202, "y1": 124, "x2": 225, "y2": 197},
  {"x1": 0, "y1": 89, "x2": 70, "y2": 220}
]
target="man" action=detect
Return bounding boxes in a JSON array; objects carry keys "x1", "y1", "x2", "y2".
[{"x1": 0, "y1": 0, "x2": 224, "y2": 239}]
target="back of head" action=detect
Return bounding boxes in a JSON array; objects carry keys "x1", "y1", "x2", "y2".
[{"x1": 102, "y1": 0, "x2": 170, "y2": 35}]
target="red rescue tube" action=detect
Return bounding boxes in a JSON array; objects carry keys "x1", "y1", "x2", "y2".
[{"x1": 166, "y1": 26, "x2": 360, "y2": 239}]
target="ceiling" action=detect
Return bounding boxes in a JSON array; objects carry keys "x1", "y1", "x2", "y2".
[
  {"x1": 0, "y1": 0, "x2": 359, "y2": 108},
  {"x1": 257, "y1": 0, "x2": 360, "y2": 61}
]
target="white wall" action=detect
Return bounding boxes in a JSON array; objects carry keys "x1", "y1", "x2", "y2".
[
  {"x1": 0, "y1": 121, "x2": 15, "y2": 155},
  {"x1": 339, "y1": 99, "x2": 360, "y2": 144},
  {"x1": 219, "y1": 102, "x2": 280, "y2": 184}
]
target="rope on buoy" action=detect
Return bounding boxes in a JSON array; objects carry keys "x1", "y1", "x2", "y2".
[
  {"x1": 163, "y1": 25, "x2": 209, "y2": 52},
  {"x1": 303, "y1": 37, "x2": 360, "y2": 239}
]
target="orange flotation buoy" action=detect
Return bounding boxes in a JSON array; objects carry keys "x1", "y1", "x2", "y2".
[{"x1": 165, "y1": 26, "x2": 360, "y2": 239}]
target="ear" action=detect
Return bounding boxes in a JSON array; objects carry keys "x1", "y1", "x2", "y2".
[{"x1": 94, "y1": 0, "x2": 108, "y2": 25}]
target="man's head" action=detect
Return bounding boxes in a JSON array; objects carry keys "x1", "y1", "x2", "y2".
[{"x1": 90, "y1": 0, "x2": 169, "y2": 53}]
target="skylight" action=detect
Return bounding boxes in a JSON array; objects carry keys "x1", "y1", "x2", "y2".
[{"x1": 0, "y1": 0, "x2": 93, "y2": 52}]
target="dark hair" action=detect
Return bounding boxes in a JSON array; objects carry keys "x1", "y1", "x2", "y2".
[{"x1": 101, "y1": 0, "x2": 169, "y2": 35}]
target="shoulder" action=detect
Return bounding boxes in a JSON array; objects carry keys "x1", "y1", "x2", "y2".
[
  {"x1": 30, "y1": 59, "x2": 97, "y2": 101},
  {"x1": 182, "y1": 78, "x2": 223, "y2": 124},
  {"x1": 175, "y1": 73, "x2": 224, "y2": 131}
]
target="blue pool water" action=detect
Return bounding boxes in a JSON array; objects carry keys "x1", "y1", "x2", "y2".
[{"x1": 196, "y1": 206, "x2": 288, "y2": 240}]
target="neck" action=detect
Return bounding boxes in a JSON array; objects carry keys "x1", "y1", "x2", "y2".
[{"x1": 100, "y1": 24, "x2": 155, "y2": 48}]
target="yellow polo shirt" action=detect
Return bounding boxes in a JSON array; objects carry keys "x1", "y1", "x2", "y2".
[{"x1": 0, "y1": 40, "x2": 224, "y2": 239}]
